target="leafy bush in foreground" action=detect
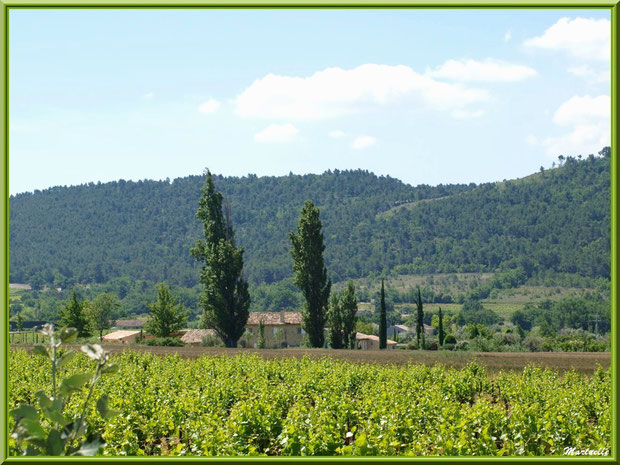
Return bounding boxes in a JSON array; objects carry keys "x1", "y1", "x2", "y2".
[{"x1": 10, "y1": 324, "x2": 119, "y2": 456}]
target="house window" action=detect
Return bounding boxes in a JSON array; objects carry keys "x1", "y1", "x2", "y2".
[
  {"x1": 273, "y1": 327, "x2": 279, "y2": 335},
  {"x1": 297, "y1": 328, "x2": 302, "y2": 334}
]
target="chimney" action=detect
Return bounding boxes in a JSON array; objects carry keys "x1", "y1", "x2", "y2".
[{"x1": 280, "y1": 309, "x2": 285, "y2": 324}]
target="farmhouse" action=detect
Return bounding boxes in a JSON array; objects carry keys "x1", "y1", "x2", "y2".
[
  {"x1": 244, "y1": 311, "x2": 303, "y2": 348},
  {"x1": 386, "y1": 324, "x2": 411, "y2": 337},
  {"x1": 355, "y1": 332, "x2": 397, "y2": 350}
]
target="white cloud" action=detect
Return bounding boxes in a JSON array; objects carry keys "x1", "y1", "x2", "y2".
[
  {"x1": 234, "y1": 64, "x2": 489, "y2": 121},
  {"x1": 524, "y1": 17, "x2": 610, "y2": 61},
  {"x1": 198, "y1": 98, "x2": 221, "y2": 115},
  {"x1": 254, "y1": 123, "x2": 299, "y2": 143},
  {"x1": 567, "y1": 65, "x2": 610, "y2": 84},
  {"x1": 504, "y1": 31, "x2": 512, "y2": 42},
  {"x1": 427, "y1": 59, "x2": 537, "y2": 83},
  {"x1": 552, "y1": 95, "x2": 609, "y2": 126},
  {"x1": 328, "y1": 129, "x2": 346, "y2": 139},
  {"x1": 142, "y1": 92, "x2": 154, "y2": 100},
  {"x1": 525, "y1": 134, "x2": 538, "y2": 146},
  {"x1": 537, "y1": 94, "x2": 610, "y2": 158},
  {"x1": 451, "y1": 109, "x2": 485, "y2": 119},
  {"x1": 351, "y1": 135, "x2": 376, "y2": 150},
  {"x1": 541, "y1": 122, "x2": 609, "y2": 158}
]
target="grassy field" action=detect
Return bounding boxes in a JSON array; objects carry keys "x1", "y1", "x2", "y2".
[
  {"x1": 345, "y1": 272, "x2": 606, "y2": 322},
  {"x1": 13, "y1": 344, "x2": 610, "y2": 375},
  {"x1": 341, "y1": 272, "x2": 496, "y2": 297},
  {"x1": 418, "y1": 302, "x2": 520, "y2": 320}
]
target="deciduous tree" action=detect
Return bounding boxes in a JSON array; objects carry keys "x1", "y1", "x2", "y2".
[{"x1": 88, "y1": 293, "x2": 120, "y2": 341}]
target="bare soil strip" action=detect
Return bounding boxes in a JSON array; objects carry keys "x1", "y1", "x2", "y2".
[{"x1": 13, "y1": 344, "x2": 609, "y2": 374}]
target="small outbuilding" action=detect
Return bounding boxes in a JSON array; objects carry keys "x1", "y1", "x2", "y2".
[
  {"x1": 355, "y1": 332, "x2": 397, "y2": 350},
  {"x1": 387, "y1": 323, "x2": 434, "y2": 338},
  {"x1": 102, "y1": 330, "x2": 141, "y2": 344}
]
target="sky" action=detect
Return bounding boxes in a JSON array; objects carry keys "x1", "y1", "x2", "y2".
[{"x1": 9, "y1": 9, "x2": 611, "y2": 195}]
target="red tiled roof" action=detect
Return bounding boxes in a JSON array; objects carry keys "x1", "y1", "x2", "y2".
[
  {"x1": 247, "y1": 311, "x2": 302, "y2": 326},
  {"x1": 181, "y1": 329, "x2": 215, "y2": 344}
]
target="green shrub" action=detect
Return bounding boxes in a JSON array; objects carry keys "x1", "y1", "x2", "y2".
[
  {"x1": 143, "y1": 337, "x2": 183, "y2": 347},
  {"x1": 201, "y1": 334, "x2": 224, "y2": 347}
]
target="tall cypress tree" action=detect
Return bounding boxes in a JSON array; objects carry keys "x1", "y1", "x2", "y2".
[
  {"x1": 414, "y1": 287, "x2": 424, "y2": 350},
  {"x1": 191, "y1": 170, "x2": 250, "y2": 348},
  {"x1": 341, "y1": 281, "x2": 358, "y2": 349},
  {"x1": 290, "y1": 200, "x2": 331, "y2": 348},
  {"x1": 379, "y1": 279, "x2": 387, "y2": 349},
  {"x1": 438, "y1": 306, "x2": 446, "y2": 347},
  {"x1": 59, "y1": 289, "x2": 90, "y2": 337},
  {"x1": 327, "y1": 292, "x2": 343, "y2": 349},
  {"x1": 257, "y1": 320, "x2": 266, "y2": 349}
]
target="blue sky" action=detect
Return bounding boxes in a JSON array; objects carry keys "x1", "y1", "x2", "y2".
[{"x1": 9, "y1": 9, "x2": 611, "y2": 195}]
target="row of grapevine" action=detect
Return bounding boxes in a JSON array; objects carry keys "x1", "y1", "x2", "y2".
[{"x1": 9, "y1": 349, "x2": 610, "y2": 456}]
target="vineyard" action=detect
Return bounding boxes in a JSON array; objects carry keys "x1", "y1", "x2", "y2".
[{"x1": 9, "y1": 349, "x2": 611, "y2": 456}]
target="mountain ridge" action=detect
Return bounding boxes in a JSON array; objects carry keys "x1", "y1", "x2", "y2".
[{"x1": 9, "y1": 151, "x2": 610, "y2": 289}]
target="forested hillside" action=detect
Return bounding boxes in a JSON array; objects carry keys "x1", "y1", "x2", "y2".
[
  {"x1": 373, "y1": 152, "x2": 610, "y2": 279},
  {"x1": 9, "y1": 150, "x2": 610, "y2": 289}
]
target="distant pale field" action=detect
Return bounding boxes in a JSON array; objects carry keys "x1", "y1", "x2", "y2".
[{"x1": 344, "y1": 272, "x2": 496, "y2": 296}]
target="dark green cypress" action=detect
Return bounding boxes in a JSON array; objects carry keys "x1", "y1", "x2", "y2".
[
  {"x1": 438, "y1": 306, "x2": 445, "y2": 346},
  {"x1": 59, "y1": 289, "x2": 91, "y2": 338},
  {"x1": 341, "y1": 281, "x2": 358, "y2": 349},
  {"x1": 379, "y1": 279, "x2": 387, "y2": 349},
  {"x1": 328, "y1": 292, "x2": 343, "y2": 349},
  {"x1": 415, "y1": 287, "x2": 424, "y2": 350}
]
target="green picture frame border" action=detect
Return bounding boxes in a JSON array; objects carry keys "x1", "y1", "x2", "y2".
[{"x1": 0, "y1": 2, "x2": 617, "y2": 463}]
